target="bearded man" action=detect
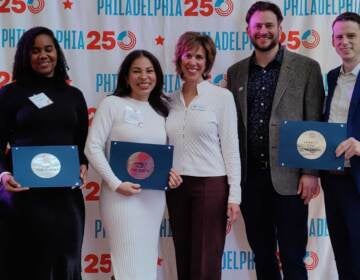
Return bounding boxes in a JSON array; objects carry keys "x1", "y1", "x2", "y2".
[{"x1": 227, "y1": 2, "x2": 325, "y2": 279}]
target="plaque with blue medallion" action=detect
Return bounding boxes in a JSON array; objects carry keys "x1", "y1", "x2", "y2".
[
  {"x1": 109, "y1": 141, "x2": 174, "y2": 190},
  {"x1": 12, "y1": 145, "x2": 81, "y2": 188},
  {"x1": 279, "y1": 121, "x2": 346, "y2": 170}
]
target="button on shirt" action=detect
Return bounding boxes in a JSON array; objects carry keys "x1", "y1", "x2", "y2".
[
  {"x1": 165, "y1": 80, "x2": 241, "y2": 204},
  {"x1": 247, "y1": 46, "x2": 284, "y2": 164},
  {"x1": 329, "y1": 63, "x2": 360, "y2": 167}
]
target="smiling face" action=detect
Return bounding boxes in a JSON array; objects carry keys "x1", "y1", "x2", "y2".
[
  {"x1": 30, "y1": 34, "x2": 58, "y2": 77},
  {"x1": 127, "y1": 56, "x2": 157, "y2": 101},
  {"x1": 247, "y1": 10, "x2": 281, "y2": 52},
  {"x1": 180, "y1": 45, "x2": 206, "y2": 83},
  {"x1": 332, "y1": 20, "x2": 360, "y2": 65}
]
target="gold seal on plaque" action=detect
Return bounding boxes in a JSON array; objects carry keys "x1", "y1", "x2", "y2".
[
  {"x1": 296, "y1": 130, "x2": 326, "y2": 160},
  {"x1": 31, "y1": 153, "x2": 61, "y2": 178}
]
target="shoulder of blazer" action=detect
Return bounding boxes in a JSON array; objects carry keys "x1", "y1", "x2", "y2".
[
  {"x1": 228, "y1": 56, "x2": 251, "y2": 74},
  {"x1": 327, "y1": 67, "x2": 341, "y2": 82},
  {"x1": 283, "y1": 48, "x2": 319, "y2": 68},
  {"x1": 327, "y1": 66, "x2": 341, "y2": 94}
]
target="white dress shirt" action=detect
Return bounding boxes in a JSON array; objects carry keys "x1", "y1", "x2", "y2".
[
  {"x1": 329, "y1": 63, "x2": 360, "y2": 123},
  {"x1": 329, "y1": 63, "x2": 360, "y2": 167},
  {"x1": 166, "y1": 80, "x2": 241, "y2": 204}
]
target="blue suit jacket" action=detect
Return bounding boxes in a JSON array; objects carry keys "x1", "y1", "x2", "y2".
[{"x1": 324, "y1": 66, "x2": 360, "y2": 192}]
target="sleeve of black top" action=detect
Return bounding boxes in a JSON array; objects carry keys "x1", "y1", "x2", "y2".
[
  {"x1": 0, "y1": 86, "x2": 13, "y2": 174},
  {"x1": 73, "y1": 87, "x2": 89, "y2": 165}
]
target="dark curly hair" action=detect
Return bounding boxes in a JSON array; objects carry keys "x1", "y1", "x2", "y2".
[
  {"x1": 13, "y1": 26, "x2": 69, "y2": 85},
  {"x1": 114, "y1": 49, "x2": 169, "y2": 117}
]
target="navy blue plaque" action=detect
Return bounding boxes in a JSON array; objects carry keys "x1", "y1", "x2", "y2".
[
  {"x1": 110, "y1": 141, "x2": 173, "y2": 190},
  {"x1": 279, "y1": 121, "x2": 346, "y2": 170},
  {"x1": 12, "y1": 145, "x2": 81, "y2": 188}
]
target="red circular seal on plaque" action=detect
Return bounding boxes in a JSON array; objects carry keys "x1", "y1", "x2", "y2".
[{"x1": 127, "y1": 152, "x2": 154, "y2": 179}]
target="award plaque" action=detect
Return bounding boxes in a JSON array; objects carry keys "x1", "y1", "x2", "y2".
[
  {"x1": 279, "y1": 121, "x2": 346, "y2": 170},
  {"x1": 12, "y1": 145, "x2": 81, "y2": 188},
  {"x1": 109, "y1": 141, "x2": 174, "y2": 190}
]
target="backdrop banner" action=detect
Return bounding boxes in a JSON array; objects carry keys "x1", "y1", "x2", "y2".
[{"x1": 1, "y1": 0, "x2": 353, "y2": 278}]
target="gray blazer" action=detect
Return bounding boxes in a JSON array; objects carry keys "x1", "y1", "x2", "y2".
[{"x1": 227, "y1": 49, "x2": 324, "y2": 195}]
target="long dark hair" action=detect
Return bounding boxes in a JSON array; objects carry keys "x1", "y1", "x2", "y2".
[
  {"x1": 13, "y1": 26, "x2": 69, "y2": 86},
  {"x1": 114, "y1": 50, "x2": 168, "y2": 116}
]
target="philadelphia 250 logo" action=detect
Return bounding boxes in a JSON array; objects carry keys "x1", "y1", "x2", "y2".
[
  {"x1": 184, "y1": 0, "x2": 234, "y2": 16},
  {"x1": 304, "y1": 251, "x2": 319, "y2": 270},
  {"x1": 276, "y1": 250, "x2": 319, "y2": 270},
  {"x1": 280, "y1": 29, "x2": 320, "y2": 50},
  {"x1": 87, "y1": 30, "x2": 137, "y2": 51},
  {"x1": 0, "y1": 0, "x2": 45, "y2": 14}
]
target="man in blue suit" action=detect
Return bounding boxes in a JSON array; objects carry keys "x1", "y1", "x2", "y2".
[{"x1": 322, "y1": 12, "x2": 360, "y2": 280}]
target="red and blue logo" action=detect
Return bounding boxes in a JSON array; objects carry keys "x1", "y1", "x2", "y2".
[
  {"x1": 215, "y1": 0, "x2": 234, "y2": 16},
  {"x1": 304, "y1": 251, "x2": 319, "y2": 270},
  {"x1": 27, "y1": 0, "x2": 45, "y2": 14},
  {"x1": 276, "y1": 250, "x2": 319, "y2": 270},
  {"x1": 301, "y1": 29, "x2": 320, "y2": 49},
  {"x1": 117, "y1": 31, "x2": 137, "y2": 51},
  {"x1": 0, "y1": 0, "x2": 45, "y2": 14},
  {"x1": 184, "y1": 0, "x2": 233, "y2": 17},
  {"x1": 213, "y1": 73, "x2": 227, "y2": 87},
  {"x1": 280, "y1": 29, "x2": 320, "y2": 50},
  {"x1": 86, "y1": 30, "x2": 137, "y2": 51}
]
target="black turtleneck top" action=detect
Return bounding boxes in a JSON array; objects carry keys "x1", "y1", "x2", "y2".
[{"x1": 0, "y1": 76, "x2": 88, "y2": 174}]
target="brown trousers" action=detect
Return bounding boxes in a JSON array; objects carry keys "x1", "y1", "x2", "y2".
[{"x1": 166, "y1": 176, "x2": 229, "y2": 280}]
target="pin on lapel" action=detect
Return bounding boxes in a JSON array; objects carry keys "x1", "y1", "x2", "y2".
[{"x1": 238, "y1": 86, "x2": 244, "y2": 92}]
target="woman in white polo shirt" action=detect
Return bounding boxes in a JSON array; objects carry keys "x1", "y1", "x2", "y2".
[{"x1": 165, "y1": 31, "x2": 241, "y2": 280}]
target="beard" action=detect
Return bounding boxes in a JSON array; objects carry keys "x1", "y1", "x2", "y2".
[{"x1": 251, "y1": 33, "x2": 279, "y2": 52}]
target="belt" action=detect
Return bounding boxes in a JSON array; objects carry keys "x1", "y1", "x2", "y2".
[{"x1": 327, "y1": 167, "x2": 351, "y2": 176}]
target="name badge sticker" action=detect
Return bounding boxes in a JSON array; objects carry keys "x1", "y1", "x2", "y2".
[
  {"x1": 191, "y1": 104, "x2": 206, "y2": 111},
  {"x1": 123, "y1": 106, "x2": 144, "y2": 127},
  {"x1": 28, "y1": 92, "x2": 53, "y2": 109}
]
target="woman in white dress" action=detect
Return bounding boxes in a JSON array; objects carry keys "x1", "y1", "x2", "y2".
[{"x1": 85, "y1": 50, "x2": 182, "y2": 280}]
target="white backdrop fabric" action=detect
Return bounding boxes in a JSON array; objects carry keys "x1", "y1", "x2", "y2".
[{"x1": 1, "y1": 0, "x2": 357, "y2": 279}]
